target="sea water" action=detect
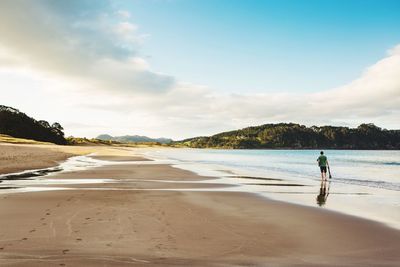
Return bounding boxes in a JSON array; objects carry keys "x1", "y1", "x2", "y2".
[
  {"x1": 1, "y1": 149, "x2": 399, "y2": 229},
  {"x1": 145, "y1": 149, "x2": 400, "y2": 229}
]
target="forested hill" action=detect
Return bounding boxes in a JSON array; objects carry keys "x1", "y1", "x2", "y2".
[
  {"x1": 175, "y1": 123, "x2": 400, "y2": 149},
  {"x1": 0, "y1": 105, "x2": 67, "y2": 145}
]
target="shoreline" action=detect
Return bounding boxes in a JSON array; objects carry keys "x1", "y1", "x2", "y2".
[
  {"x1": 2, "y1": 144, "x2": 399, "y2": 231},
  {"x1": 146, "y1": 148, "x2": 400, "y2": 230},
  {"x1": 0, "y1": 143, "x2": 152, "y2": 175},
  {"x1": 1, "y1": 145, "x2": 399, "y2": 230},
  {"x1": 0, "y1": 144, "x2": 399, "y2": 266},
  {"x1": 0, "y1": 143, "x2": 74, "y2": 175}
]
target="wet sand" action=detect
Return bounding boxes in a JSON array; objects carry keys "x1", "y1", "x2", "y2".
[
  {"x1": 0, "y1": 143, "x2": 73, "y2": 175},
  {"x1": 0, "y1": 146, "x2": 400, "y2": 266},
  {"x1": 0, "y1": 143, "x2": 145, "y2": 175}
]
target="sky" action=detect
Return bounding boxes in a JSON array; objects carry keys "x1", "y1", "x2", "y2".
[{"x1": 0, "y1": 0, "x2": 399, "y2": 139}]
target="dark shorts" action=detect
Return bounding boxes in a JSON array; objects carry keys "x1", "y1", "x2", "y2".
[{"x1": 320, "y1": 166, "x2": 327, "y2": 173}]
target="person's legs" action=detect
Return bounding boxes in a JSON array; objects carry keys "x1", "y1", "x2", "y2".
[{"x1": 321, "y1": 166, "x2": 327, "y2": 180}]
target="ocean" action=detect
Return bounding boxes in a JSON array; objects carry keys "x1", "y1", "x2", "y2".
[{"x1": 145, "y1": 148, "x2": 400, "y2": 229}]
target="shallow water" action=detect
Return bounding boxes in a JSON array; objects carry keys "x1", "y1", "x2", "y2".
[
  {"x1": 0, "y1": 154, "x2": 178, "y2": 193},
  {"x1": 144, "y1": 148, "x2": 400, "y2": 230},
  {"x1": 1, "y1": 149, "x2": 399, "y2": 230},
  {"x1": 0, "y1": 155, "x2": 113, "y2": 193}
]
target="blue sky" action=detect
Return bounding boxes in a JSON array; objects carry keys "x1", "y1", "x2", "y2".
[
  {"x1": 0, "y1": 0, "x2": 399, "y2": 138},
  {"x1": 117, "y1": 0, "x2": 400, "y2": 93}
]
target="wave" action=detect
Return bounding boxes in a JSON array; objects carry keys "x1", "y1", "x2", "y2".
[
  {"x1": 340, "y1": 159, "x2": 400, "y2": 166},
  {"x1": 382, "y1": 161, "x2": 400, "y2": 166},
  {"x1": 332, "y1": 177, "x2": 400, "y2": 191}
]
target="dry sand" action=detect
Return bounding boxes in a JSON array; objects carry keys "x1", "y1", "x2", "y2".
[
  {"x1": 0, "y1": 143, "x2": 73, "y2": 174},
  {"x1": 0, "y1": 144, "x2": 399, "y2": 266},
  {"x1": 0, "y1": 143, "x2": 144, "y2": 174}
]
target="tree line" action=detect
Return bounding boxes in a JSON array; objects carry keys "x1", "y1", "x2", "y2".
[
  {"x1": 175, "y1": 123, "x2": 400, "y2": 149},
  {"x1": 0, "y1": 105, "x2": 67, "y2": 145}
]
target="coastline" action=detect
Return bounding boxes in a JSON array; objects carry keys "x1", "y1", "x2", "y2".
[
  {"x1": 0, "y1": 143, "x2": 150, "y2": 175},
  {"x1": 146, "y1": 148, "x2": 400, "y2": 230},
  {"x1": 0, "y1": 144, "x2": 399, "y2": 266}
]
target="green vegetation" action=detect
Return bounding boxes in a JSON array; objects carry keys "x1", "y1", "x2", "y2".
[
  {"x1": 97, "y1": 134, "x2": 172, "y2": 144},
  {"x1": 2, "y1": 104, "x2": 397, "y2": 150},
  {"x1": 67, "y1": 137, "x2": 165, "y2": 147},
  {"x1": 0, "y1": 134, "x2": 53, "y2": 145},
  {"x1": 66, "y1": 137, "x2": 121, "y2": 146},
  {"x1": 0, "y1": 105, "x2": 67, "y2": 145},
  {"x1": 175, "y1": 123, "x2": 400, "y2": 149}
]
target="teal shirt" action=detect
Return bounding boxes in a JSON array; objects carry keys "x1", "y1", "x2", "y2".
[{"x1": 317, "y1": 155, "x2": 327, "y2": 167}]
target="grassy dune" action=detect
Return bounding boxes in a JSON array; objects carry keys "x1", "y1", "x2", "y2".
[{"x1": 0, "y1": 134, "x2": 53, "y2": 145}]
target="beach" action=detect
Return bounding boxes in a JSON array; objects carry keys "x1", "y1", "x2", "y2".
[
  {"x1": 0, "y1": 143, "x2": 99, "y2": 175},
  {"x1": 1, "y1": 144, "x2": 400, "y2": 266}
]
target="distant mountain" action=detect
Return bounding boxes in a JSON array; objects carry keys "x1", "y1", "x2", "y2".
[
  {"x1": 96, "y1": 134, "x2": 114, "y2": 141},
  {"x1": 96, "y1": 134, "x2": 173, "y2": 144},
  {"x1": 174, "y1": 123, "x2": 400, "y2": 149},
  {"x1": 0, "y1": 105, "x2": 67, "y2": 145}
]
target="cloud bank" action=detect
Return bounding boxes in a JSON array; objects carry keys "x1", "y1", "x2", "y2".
[
  {"x1": 0, "y1": 0, "x2": 174, "y2": 93},
  {"x1": 0, "y1": 0, "x2": 399, "y2": 139}
]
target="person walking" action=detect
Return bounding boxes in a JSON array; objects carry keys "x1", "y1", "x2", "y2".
[{"x1": 317, "y1": 151, "x2": 329, "y2": 180}]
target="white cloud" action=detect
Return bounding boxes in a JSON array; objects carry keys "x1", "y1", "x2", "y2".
[
  {"x1": 0, "y1": 0, "x2": 174, "y2": 94},
  {"x1": 0, "y1": 0, "x2": 398, "y2": 139},
  {"x1": 125, "y1": 45, "x2": 400, "y2": 137},
  {"x1": 116, "y1": 10, "x2": 131, "y2": 19},
  {"x1": 115, "y1": 22, "x2": 138, "y2": 34}
]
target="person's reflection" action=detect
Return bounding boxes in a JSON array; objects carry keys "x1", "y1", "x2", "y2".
[{"x1": 316, "y1": 179, "x2": 330, "y2": 206}]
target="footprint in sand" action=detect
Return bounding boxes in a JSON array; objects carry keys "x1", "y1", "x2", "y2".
[
  {"x1": 59, "y1": 264, "x2": 66, "y2": 266},
  {"x1": 76, "y1": 238, "x2": 82, "y2": 241},
  {"x1": 62, "y1": 249, "x2": 69, "y2": 254},
  {"x1": 21, "y1": 238, "x2": 28, "y2": 241},
  {"x1": 29, "y1": 229, "x2": 36, "y2": 233}
]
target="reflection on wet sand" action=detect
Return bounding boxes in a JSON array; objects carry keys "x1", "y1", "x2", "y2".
[
  {"x1": 233, "y1": 176, "x2": 283, "y2": 181},
  {"x1": 317, "y1": 179, "x2": 330, "y2": 206},
  {"x1": 0, "y1": 167, "x2": 62, "y2": 181},
  {"x1": 244, "y1": 183, "x2": 306, "y2": 186},
  {"x1": 0, "y1": 186, "x2": 19, "y2": 190}
]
